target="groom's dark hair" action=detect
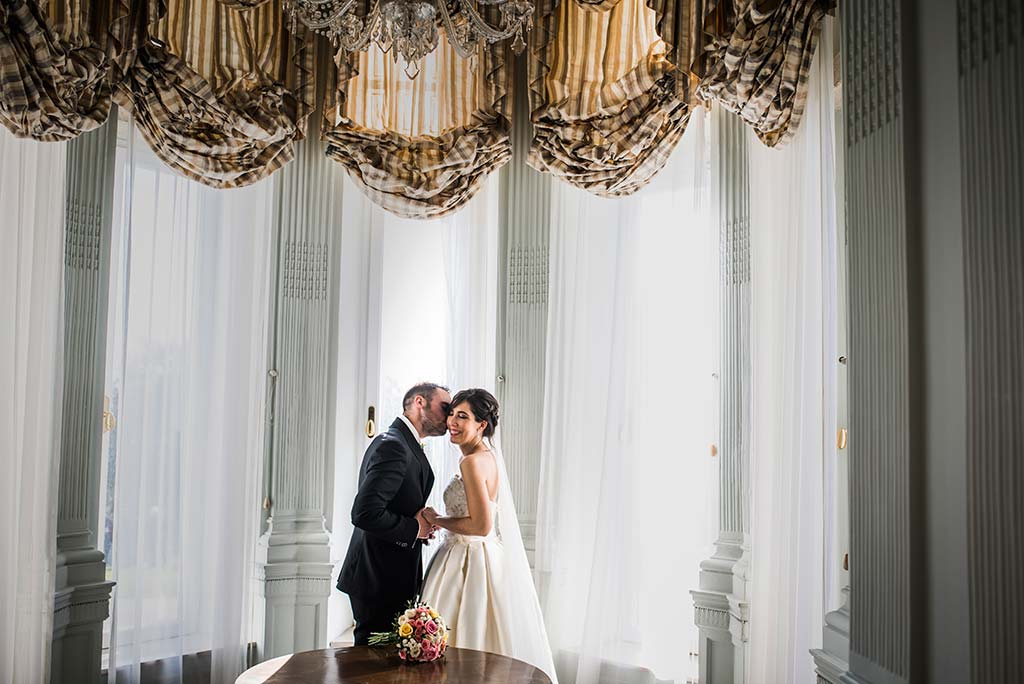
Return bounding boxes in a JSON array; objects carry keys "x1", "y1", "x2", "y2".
[{"x1": 402, "y1": 382, "x2": 449, "y2": 411}]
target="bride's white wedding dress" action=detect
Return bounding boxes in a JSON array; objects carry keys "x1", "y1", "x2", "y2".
[{"x1": 420, "y1": 447, "x2": 557, "y2": 683}]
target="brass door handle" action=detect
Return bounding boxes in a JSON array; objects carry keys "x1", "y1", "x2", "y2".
[
  {"x1": 102, "y1": 395, "x2": 116, "y2": 433},
  {"x1": 365, "y1": 405, "x2": 376, "y2": 438}
]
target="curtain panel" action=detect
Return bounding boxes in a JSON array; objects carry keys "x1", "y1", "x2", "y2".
[
  {"x1": 0, "y1": 0, "x2": 119, "y2": 140},
  {"x1": 0, "y1": 123, "x2": 67, "y2": 684},
  {"x1": 746, "y1": 20, "x2": 835, "y2": 680},
  {"x1": 109, "y1": 0, "x2": 316, "y2": 188},
  {"x1": 322, "y1": 19, "x2": 512, "y2": 219},
  {"x1": 697, "y1": 0, "x2": 836, "y2": 147},
  {"x1": 535, "y1": 115, "x2": 716, "y2": 683},
  {"x1": 104, "y1": 124, "x2": 274, "y2": 683},
  {"x1": 526, "y1": 0, "x2": 707, "y2": 196}
]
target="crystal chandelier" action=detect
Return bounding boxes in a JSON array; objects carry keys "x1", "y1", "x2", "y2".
[{"x1": 285, "y1": 0, "x2": 534, "y2": 77}]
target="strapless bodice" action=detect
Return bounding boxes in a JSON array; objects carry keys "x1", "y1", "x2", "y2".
[{"x1": 442, "y1": 474, "x2": 500, "y2": 543}]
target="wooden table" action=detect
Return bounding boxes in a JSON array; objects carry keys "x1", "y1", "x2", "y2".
[{"x1": 235, "y1": 646, "x2": 552, "y2": 684}]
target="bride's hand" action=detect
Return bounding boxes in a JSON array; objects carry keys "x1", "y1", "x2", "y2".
[{"x1": 422, "y1": 507, "x2": 440, "y2": 527}]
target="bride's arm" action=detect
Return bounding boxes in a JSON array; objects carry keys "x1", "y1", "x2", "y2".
[{"x1": 427, "y1": 454, "x2": 494, "y2": 537}]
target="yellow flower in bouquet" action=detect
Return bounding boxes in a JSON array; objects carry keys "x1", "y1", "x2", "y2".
[{"x1": 398, "y1": 622, "x2": 413, "y2": 638}]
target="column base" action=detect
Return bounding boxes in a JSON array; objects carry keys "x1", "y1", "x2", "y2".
[
  {"x1": 692, "y1": 533, "x2": 750, "y2": 684},
  {"x1": 51, "y1": 550, "x2": 114, "y2": 684},
  {"x1": 841, "y1": 655, "x2": 908, "y2": 684},
  {"x1": 811, "y1": 587, "x2": 850, "y2": 684},
  {"x1": 693, "y1": 590, "x2": 732, "y2": 643},
  {"x1": 255, "y1": 513, "x2": 334, "y2": 661}
]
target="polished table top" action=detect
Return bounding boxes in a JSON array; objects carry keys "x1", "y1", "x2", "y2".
[{"x1": 236, "y1": 646, "x2": 552, "y2": 684}]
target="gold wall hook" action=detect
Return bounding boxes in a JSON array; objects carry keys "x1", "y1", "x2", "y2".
[{"x1": 837, "y1": 427, "x2": 848, "y2": 450}]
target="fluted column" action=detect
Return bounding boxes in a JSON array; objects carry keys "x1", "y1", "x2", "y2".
[
  {"x1": 959, "y1": 2, "x2": 1024, "y2": 681},
  {"x1": 51, "y1": 115, "x2": 118, "y2": 684},
  {"x1": 840, "y1": 2, "x2": 922, "y2": 683},
  {"x1": 836, "y1": 2, "x2": 1024, "y2": 682},
  {"x1": 255, "y1": 116, "x2": 344, "y2": 659},
  {"x1": 496, "y1": 52, "x2": 551, "y2": 565},
  {"x1": 691, "y1": 107, "x2": 751, "y2": 684}
]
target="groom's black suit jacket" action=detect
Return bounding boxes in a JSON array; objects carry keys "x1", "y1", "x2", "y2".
[{"x1": 337, "y1": 418, "x2": 435, "y2": 606}]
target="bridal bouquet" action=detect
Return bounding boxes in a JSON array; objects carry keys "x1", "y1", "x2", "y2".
[{"x1": 368, "y1": 598, "x2": 449, "y2": 663}]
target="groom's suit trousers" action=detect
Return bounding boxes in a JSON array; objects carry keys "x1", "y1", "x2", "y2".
[{"x1": 350, "y1": 595, "x2": 408, "y2": 646}]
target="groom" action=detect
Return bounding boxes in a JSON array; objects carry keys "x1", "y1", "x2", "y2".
[{"x1": 338, "y1": 382, "x2": 451, "y2": 645}]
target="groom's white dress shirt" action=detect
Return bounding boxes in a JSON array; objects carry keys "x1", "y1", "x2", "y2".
[{"x1": 399, "y1": 414, "x2": 426, "y2": 449}]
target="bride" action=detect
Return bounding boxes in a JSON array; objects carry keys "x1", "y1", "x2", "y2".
[{"x1": 419, "y1": 388, "x2": 557, "y2": 683}]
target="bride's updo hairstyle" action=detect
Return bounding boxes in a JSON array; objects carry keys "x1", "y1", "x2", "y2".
[{"x1": 449, "y1": 388, "x2": 500, "y2": 439}]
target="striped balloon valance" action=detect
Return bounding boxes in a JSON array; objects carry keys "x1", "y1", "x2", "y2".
[{"x1": 1, "y1": 0, "x2": 834, "y2": 211}]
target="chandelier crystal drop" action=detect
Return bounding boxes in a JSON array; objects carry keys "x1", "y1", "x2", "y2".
[{"x1": 285, "y1": 0, "x2": 534, "y2": 77}]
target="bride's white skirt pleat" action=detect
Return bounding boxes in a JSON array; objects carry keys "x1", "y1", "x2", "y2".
[
  {"x1": 423, "y1": 536, "x2": 506, "y2": 654},
  {"x1": 422, "y1": 535, "x2": 557, "y2": 682}
]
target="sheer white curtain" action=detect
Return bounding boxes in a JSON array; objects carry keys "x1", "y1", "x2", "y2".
[
  {"x1": 343, "y1": 177, "x2": 499, "y2": 511},
  {"x1": 105, "y1": 126, "x2": 274, "y2": 683},
  {"x1": 442, "y1": 182, "x2": 499, "y2": 397},
  {"x1": 746, "y1": 19, "x2": 837, "y2": 682},
  {"x1": 439, "y1": 180, "x2": 500, "y2": 493},
  {"x1": 536, "y1": 115, "x2": 717, "y2": 684},
  {"x1": 0, "y1": 128, "x2": 67, "y2": 684},
  {"x1": 327, "y1": 177, "x2": 499, "y2": 629}
]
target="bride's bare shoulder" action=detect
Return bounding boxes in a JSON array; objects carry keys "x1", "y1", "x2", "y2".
[{"x1": 459, "y1": 450, "x2": 498, "y2": 476}]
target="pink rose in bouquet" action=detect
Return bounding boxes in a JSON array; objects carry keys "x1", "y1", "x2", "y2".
[{"x1": 369, "y1": 597, "x2": 449, "y2": 663}]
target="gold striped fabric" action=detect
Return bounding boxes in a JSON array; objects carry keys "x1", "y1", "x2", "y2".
[
  {"x1": 698, "y1": 0, "x2": 835, "y2": 147},
  {"x1": 646, "y1": 0, "x2": 728, "y2": 103},
  {"x1": 0, "y1": 0, "x2": 118, "y2": 141},
  {"x1": 112, "y1": 0, "x2": 316, "y2": 188},
  {"x1": 527, "y1": 0, "x2": 701, "y2": 196},
  {"x1": 323, "y1": 35, "x2": 511, "y2": 219},
  {"x1": 1, "y1": 0, "x2": 834, "y2": 199}
]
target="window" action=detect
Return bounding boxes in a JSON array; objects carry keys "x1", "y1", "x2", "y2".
[{"x1": 98, "y1": 115, "x2": 274, "y2": 679}]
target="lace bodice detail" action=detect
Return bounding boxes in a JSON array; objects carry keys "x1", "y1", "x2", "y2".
[{"x1": 442, "y1": 474, "x2": 500, "y2": 540}]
